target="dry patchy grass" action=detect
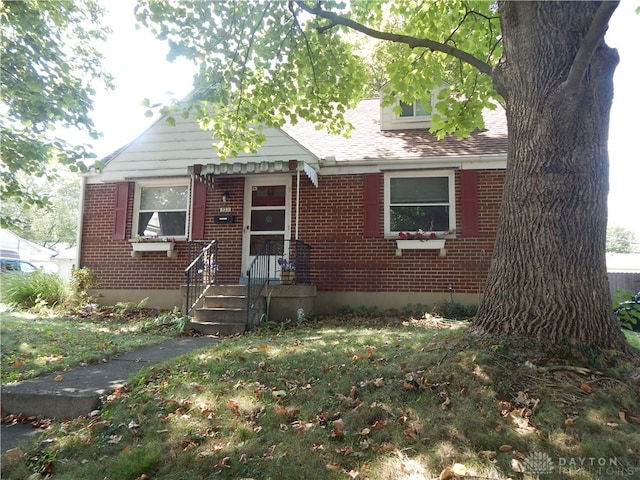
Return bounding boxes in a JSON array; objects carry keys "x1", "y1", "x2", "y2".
[{"x1": 2, "y1": 314, "x2": 639, "y2": 480}]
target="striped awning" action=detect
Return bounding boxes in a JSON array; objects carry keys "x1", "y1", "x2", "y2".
[{"x1": 190, "y1": 161, "x2": 319, "y2": 189}]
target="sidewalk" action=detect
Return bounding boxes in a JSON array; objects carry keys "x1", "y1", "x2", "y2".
[{"x1": 1, "y1": 335, "x2": 220, "y2": 453}]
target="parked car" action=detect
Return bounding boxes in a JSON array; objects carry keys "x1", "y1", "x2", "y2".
[{"x1": 0, "y1": 257, "x2": 39, "y2": 274}]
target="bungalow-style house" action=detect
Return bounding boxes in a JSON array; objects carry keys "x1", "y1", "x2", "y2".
[{"x1": 79, "y1": 96, "x2": 507, "y2": 333}]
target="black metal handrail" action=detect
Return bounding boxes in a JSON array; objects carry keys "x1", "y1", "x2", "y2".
[
  {"x1": 185, "y1": 239, "x2": 218, "y2": 315},
  {"x1": 245, "y1": 238, "x2": 312, "y2": 330}
]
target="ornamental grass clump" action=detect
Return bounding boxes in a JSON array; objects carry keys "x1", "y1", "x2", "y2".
[{"x1": 1, "y1": 270, "x2": 71, "y2": 309}]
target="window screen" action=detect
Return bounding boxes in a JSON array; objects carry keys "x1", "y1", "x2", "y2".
[{"x1": 389, "y1": 176, "x2": 450, "y2": 232}]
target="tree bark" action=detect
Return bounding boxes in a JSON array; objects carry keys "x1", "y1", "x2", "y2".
[{"x1": 471, "y1": 1, "x2": 629, "y2": 352}]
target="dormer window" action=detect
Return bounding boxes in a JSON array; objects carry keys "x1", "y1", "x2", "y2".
[
  {"x1": 380, "y1": 91, "x2": 438, "y2": 131},
  {"x1": 399, "y1": 100, "x2": 429, "y2": 118}
]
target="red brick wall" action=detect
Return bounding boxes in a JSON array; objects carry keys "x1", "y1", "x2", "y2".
[
  {"x1": 292, "y1": 170, "x2": 504, "y2": 295},
  {"x1": 81, "y1": 170, "x2": 504, "y2": 296}
]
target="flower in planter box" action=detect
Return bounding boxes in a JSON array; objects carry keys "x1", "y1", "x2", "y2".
[
  {"x1": 398, "y1": 229, "x2": 451, "y2": 241},
  {"x1": 133, "y1": 235, "x2": 177, "y2": 243},
  {"x1": 277, "y1": 257, "x2": 296, "y2": 272}
]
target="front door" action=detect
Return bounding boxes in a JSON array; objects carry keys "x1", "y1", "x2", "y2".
[{"x1": 242, "y1": 176, "x2": 291, "y2": 280}]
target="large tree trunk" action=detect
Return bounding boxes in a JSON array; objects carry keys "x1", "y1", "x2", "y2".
[{"x1": 471, "y1": 1, "x2": 629, "y2": 352}]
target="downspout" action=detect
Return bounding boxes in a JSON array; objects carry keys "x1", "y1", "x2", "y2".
[
  {"x1": 295, "y1": 167, "x2": 300, "y2": 241},
  {"x1": 75, "y1": 174, "x2": 88, "y2": 272}
]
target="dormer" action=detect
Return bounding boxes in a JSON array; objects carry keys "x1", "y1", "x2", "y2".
[{"x1": 380, "y1": 88, "x2": 440, "y2": 131}]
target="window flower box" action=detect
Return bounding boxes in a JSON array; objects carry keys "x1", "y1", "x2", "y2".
[
  {"x1": 395, "y1": 230, "x2": 450, "y2": 256},
  {"x1": 395, "y1": 239, "x2": 446, "y2": 250},
  {"x1": 130, "y1": 239, "x2": 177, "y2": 258}
]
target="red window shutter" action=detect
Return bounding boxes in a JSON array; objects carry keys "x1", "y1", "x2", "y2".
[
  {"x1": 191, "y1": 177, "x2": 208, "y2": 240},
  {"x1": 460, "y1": 170, "x2": 479, "y2": 236},
  {"x1": 112, "y1": 182, "x2": 130, "y2": 240},
  {"x1": 363, "y1": 173, "x2": 380, "y2": 238}
]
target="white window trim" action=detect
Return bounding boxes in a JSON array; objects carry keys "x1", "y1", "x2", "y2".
[
  {"x1": 131, "y1": 178, "x2": 191, "y2": 241},
  {"x1": 383, "y1": 170, "x2": 456, "y2": 238}
]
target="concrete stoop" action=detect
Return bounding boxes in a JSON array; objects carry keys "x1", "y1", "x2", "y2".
[{"x1": 187, "y1": 285, "x2": 265, "y2": 336}]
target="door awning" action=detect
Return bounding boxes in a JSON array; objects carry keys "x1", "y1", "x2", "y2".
[{"x1": 189, "y1": 161, "x2": 319, "y2": 189}]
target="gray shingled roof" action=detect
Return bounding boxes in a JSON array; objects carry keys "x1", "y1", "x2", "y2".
[{"x1": 283, "y1": 98, "x2": 508, "y2": 162}]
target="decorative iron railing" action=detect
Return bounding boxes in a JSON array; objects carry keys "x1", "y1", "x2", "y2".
[
  {"x1": 245, "y1": 239, "x2": 312, "y2": 329},
  {"x1": 184, "y1": 239, "x2": 218, "y2": 315}
]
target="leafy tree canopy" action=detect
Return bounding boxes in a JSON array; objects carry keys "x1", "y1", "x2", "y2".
[
  {"x1": 134, "y1": 0, "x2": 502, "y2": 158},
  {"x1": 607, "y1": 225, "x2": 639, "y2": 254},
  {"x1": 0, "y1": 0, "x2": 113, "y2": 228},
  {"x1": 3, "y1": 170, "x2": 80, "y2": 248}
]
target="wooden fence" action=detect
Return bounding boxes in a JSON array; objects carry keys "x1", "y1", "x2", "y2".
[{"x1": 609, "y1": 272, "x2": 640, "y2": 298}]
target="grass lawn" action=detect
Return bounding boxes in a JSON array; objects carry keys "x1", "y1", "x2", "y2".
[
  {"x1": 2, "y1": 314, "x2": 640, "y2": 480},
  {"x1": 0, "y1": 306, "x2": 184, "y2": 384}
]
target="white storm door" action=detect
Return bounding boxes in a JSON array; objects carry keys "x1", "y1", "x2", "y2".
[{"x1": 242, "y1": 176, "x2": 291, "y2": 279}]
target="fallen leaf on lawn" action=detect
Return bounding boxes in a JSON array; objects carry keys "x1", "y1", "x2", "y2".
[
  {"x1": 511, "y1": 458, "x2": 525, "y2": 473},
  {"x1": 380, "y1": 442, "x2": 395, "y2": 452},
  {"x1": 182, "y1": 441, "x2": 196, "y2": 451},
  {"x1": 3, "y1": 448, "x2": 24, "y2": 460},
  {"x1": 227, "y1": 399, "x2": 239, "y2": 410},
  {"x1": 349, "y1": 386, "x2": 358, "y2": 398},
  {"x1": 579, "y1": 382, "x2": 593, "y2": 394},
  {"x1": 403, "y1": 426, "x2": 419, "y2": 441},
  {"x1": 347, "y1": 469, "x2": 360, "y2": 479},
  {"x1": 360, "y1": 428, "x2": 371, "y2": 435},
  {"x1": 216, "y1": 456, "x2": 231, "y2": 469},
  {"x1": 619, "y1": 411, "x2": 627, "y2": 423},
  {"x1": 371, "y1": 419, "x2": 387, "y2": 429},
  {"x1": 373, "y1": 377, "x2": 385, "y2": 387},
  {"x1": 565, "y1": 418, "x2": 575, "y2": 426},
  {"x1": 121, "y1": 445, "x2": 131, "y2": 453},
  {"x1": 331, "y1": 419, "x2": 345, "y2": 437},
  {"x1": 628, "y1": 416, "x2": 640, "y2": 425},
  {"x1": 54, "y1": 375, "x2": 64, "y2": 382},
  {"x1": 272, "y1": 390, "x2": 287, "y2": 399},
  {"x1": 326, "y1": 462, "x2": 341, "y2": 471},
  {"x1": 499, "y1": 444, "x2": 513, "y2": 452},
  {"x1": 478, "y1": 450, "x2": 497, "y2": 460},
  {"x1": 11, "y1": 360, "x2": 23, "y2": 369},
  {"x1": 107, "y1": 435, "x2": 122, "y2": 444},
  {"x1": 606, "y1": 422, "x2": 619, "y2": 428},
  {"x1": 439, "y1": 467, "x2": 454, "y2": 480},
  {"x1": 451, "y1": 463, "x2": 467, "y2": 475}
]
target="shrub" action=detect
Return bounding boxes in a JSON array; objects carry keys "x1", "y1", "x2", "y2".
[
  {"x1": 613, "y1": 289, "x2": 640, "y2": 331},
  {"x1": 431, "y1": 300, "x2": 478, "y2": 320},
  {"x1": 69, "y1": 267, "x2": 101, "y2": 305},
  {"x1": 0, "y1": 271, "x2": 71, "y2": 308}
]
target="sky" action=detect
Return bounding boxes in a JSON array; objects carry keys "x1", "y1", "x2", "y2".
[{"x1": 86, "y1": 1, "x2": 639, "y2": 237}]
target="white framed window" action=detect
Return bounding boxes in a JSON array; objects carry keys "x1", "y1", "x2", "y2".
[
  {"x1": 398, "y1": 99, "x2": 429, "y2": 118},
  {"x1": 132, "y1": 179, "x2": 190, "y2": 239},
  {"x1": 384, "y1": 171, "x2": 455, "y2": 236}
]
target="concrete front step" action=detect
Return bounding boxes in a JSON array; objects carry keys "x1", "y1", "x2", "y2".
[
  {"x1": 203, "y1": 295, "x2": 246, "y2": 309},
  {"x1": 189, "y1": 284, "x2": 252, "y2": 336},
  {"x1": 185, "y1": 321, "x2": 246, "y2": 336}
]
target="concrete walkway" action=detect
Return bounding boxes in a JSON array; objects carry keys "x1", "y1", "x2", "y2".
[{"x1": 1, "y1": 335, "x2": 220, "y2": 453}]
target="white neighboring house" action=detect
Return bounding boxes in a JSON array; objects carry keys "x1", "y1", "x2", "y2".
[
  {"x1": 0, "y1": 229, "x2": 58, "y2": 273},
  {"x1": 606, "y1": 253, "x2": 640, "y2": 297},
  {"x1": 52, "y1": 245, "x2": 77, "y2": 279}
]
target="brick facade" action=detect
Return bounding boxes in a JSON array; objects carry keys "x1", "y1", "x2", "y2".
[{"x1": 81, "y1": 169, "x2": 504, "y2": 302}]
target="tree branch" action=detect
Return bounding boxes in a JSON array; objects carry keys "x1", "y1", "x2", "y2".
[
  {"x1": 565, "y1": 0, "x2": 619, "y2": 90},
  {"x1": 293, "y1": 0, "x2": 494, "y2": 76}
]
